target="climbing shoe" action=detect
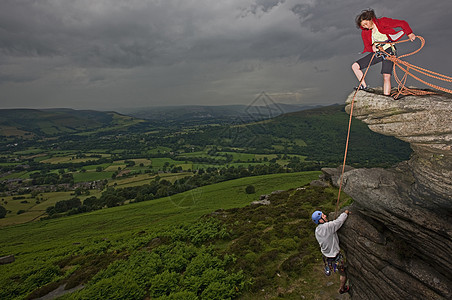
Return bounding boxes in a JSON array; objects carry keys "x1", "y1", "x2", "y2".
[
  {"x1": 339, "y1": 285, "x2": 350, "y2": 294},
  {"x1": 324, "y1": 265, "x2": 331, "y2": 276},
  {"x1": 354, "y1": 85, "x2": 374, "y2": 92}
]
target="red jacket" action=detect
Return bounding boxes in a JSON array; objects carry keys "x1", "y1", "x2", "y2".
[{"x1": 361, "y1": 17, "x2": 413, "y2": 53}]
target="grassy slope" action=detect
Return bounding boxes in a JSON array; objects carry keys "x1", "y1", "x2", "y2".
[
  {"x1": 0, "y1": 172, "x2": 320, "y2": 299},
  {"x1": 211, "y1": 185, "x2": 351, "y2": 300},
  {"x1": 0, "y1": 172, "x2": 320, "y2": 243}
]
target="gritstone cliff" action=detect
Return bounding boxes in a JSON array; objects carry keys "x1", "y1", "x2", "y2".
[{"x1": 331, "y1": 90, "x2": 452, "y2": 299}]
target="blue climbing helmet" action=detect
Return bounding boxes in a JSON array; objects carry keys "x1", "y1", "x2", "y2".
[{"x1": 312, "y1": 210, "x2": 323, "y2": 224}]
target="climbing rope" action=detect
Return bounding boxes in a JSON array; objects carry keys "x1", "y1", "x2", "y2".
[
  {"x1": 334, "y1": 35, "x2": 452, "y2": 218},
  {"x1": 334, "y1": 53, "x2": 375, "y2": 219},
  {"x1": 381, "y1": 36, "x2": 452, "y2": 98}
]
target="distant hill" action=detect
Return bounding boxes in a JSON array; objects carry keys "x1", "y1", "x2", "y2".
[
  {"x1": 184, "y1": 104, "x2": 413, "y2": 167},
  {"x1": 0, "y1": 108, "x2": 145, "y2": 137},
  {"x1": 259, "y1": 104, "x2": 413, "y2": 165},
  {"x1": 0, "y1": 104, "x2": 325, "y2": 137},
  {"x1": 118, "y1": 103, "x2": 322, "y2": 125},
  {"x1": 0, "y1": 104, "x2": 411, "y2": 167}
]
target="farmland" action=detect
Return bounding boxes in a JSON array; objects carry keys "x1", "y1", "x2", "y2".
[{"x1": 0, "y1": 105, "x2": 411, "y2": 226}]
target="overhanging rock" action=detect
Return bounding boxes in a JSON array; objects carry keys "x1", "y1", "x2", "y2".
[{"x1": 337, "y1": 90, "x2": 452, "y2": 299}]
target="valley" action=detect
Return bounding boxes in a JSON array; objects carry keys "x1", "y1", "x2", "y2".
[{"x1": 0, "y1": 104, "x2": 411, "y2": 225}]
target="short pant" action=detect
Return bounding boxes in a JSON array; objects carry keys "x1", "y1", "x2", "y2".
[
  {"x1": 325, "y1": 252, "x2": 346, "y2": 276},
  {"x1": 356, "y1": 47, "x2": 395, "y2": 74}
]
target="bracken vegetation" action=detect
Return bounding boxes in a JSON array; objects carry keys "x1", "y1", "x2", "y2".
[{"x1": 0, "y1": 173, "x2": 347, "y2": 299}]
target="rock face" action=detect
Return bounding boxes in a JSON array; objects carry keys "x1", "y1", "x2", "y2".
[{"x1": 335, "y1": 90, "x2": 452, "y2": 299}]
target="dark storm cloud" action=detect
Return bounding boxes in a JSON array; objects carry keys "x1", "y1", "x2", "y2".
[
  {"x1": 1, "y1": 0, "x2": 179, "y2": 69},
  {"x1": 0, "y1": 0, "x2": 451, "y2": 108},
  {"x1": 0, "y1": 0, "x2": 350, "y2": 67}
]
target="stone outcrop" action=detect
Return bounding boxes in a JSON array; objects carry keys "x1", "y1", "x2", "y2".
[
  {"x1": 334, "y1": 90, "x2": 452, "y2": 299},
  {"x1": 321, "y1": 165, "x2": 354, "y2": 187},
  {"x1": 0, "y1": 254, "x2": 15, "y2": 265}
]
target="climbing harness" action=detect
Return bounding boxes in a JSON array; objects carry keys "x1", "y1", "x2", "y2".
[
  {"x1": 323, "y1": 252, "x2": 345, "y2": 276},
  {"x1": 374, "y1": 41, "x2": 395, "y2": 60},
  {"x1": 334, "y1": 36, "x2": 452, "y2": 218},
  {"x1": 375, "y1": 50, "x2": 389, "y2": 60}
]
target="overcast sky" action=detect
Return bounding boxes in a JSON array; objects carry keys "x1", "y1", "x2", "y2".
[{"x1": 0, "y1": 0, "x2": 450, "y2": 110}]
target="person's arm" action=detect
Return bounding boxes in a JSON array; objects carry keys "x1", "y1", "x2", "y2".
[
  {"x1": 380, "y1": 17, "x2": 413, "y2": 35},
  {"x1": 380, "y1": 17, "x2": 415, "y2": 41},
  {"x1": 325, "y1": 211, "x2": 349, "y2": 233}
]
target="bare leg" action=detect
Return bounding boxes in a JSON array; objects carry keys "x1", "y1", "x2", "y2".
[
  {"x1": 340, "y1": 275, "x2": 347, "y2": 291},
  {"x1": 383, "y1": 74, "x2": 391, "y2": 95},
  {"x1": 352, "y1": 62, "x2": 367, "y2": 87}
]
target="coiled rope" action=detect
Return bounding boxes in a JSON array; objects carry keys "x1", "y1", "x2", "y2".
[
  {"x1": 384, "y1": 36, "x2": 452, "y2": 99},
  {"x1": 334, "y1": 36, "x2": 452, "y2": 218}
]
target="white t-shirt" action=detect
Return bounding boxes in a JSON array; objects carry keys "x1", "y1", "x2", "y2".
[
  {"x1": 315, "y1": 212, "x2": 348, "y2": 258},
  {"x1": 372, "y1": 25, "x2": 392, "y2": 50}
]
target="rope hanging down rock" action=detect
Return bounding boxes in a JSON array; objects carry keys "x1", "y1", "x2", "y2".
[{"x1": 334, "y1": 53, "x2": 375, "y2": 219}]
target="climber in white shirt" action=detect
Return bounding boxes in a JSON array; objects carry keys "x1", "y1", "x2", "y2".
[{"x1": 312, "y1": 209, "x2": 350, "y2": 294}]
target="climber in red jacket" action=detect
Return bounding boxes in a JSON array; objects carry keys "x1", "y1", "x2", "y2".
[{"x1": 351, "y1": 9, "x2": 416, "y2": 96}]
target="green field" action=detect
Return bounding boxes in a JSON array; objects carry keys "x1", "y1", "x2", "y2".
[
  {"x1": 150, "y1": 157, "x2": 187, "y2": 168},
  {"x1": 0, "y1": 126, "x2": 33, "y2": 138},
  {"x1": 0, "y1": 172, "x2": 321, "y2": 299},
  {"x1": 1, "y1": 172, "x2": 319, "y2": 229},
  {"x1": 0, "y1": 162, "x2": 21, "y2": 167},
  {"x1": 109, "y1": 172, "x2": 192, "y2": 188},
  {"x1": 75, "y1": 114, "x2": 145, "y2": 136},
  {"x1": 179, "y1": 151, "x2": 211, "y2": 158},
  {"x1": 14, "y1": 148, "x2": 46, "y2": 155},
  {"x1": 81, "y1": 163, "x2": 112, "y2": 171},
  {"x1": 0, "y1": 191, "x2": 103, "y2": 226},
  {"x1": 147, "y1": 146, "x2": 172, "y2": 154},
  {"x1": 0, "y1": 171, "x2": 29, "y2": 180},
  {"x1": 41, "y1": 156, "x2": 94, "y2": 164},
  {"x1": 72, "y1": 171, "x2": 114, "y2": 183}
]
